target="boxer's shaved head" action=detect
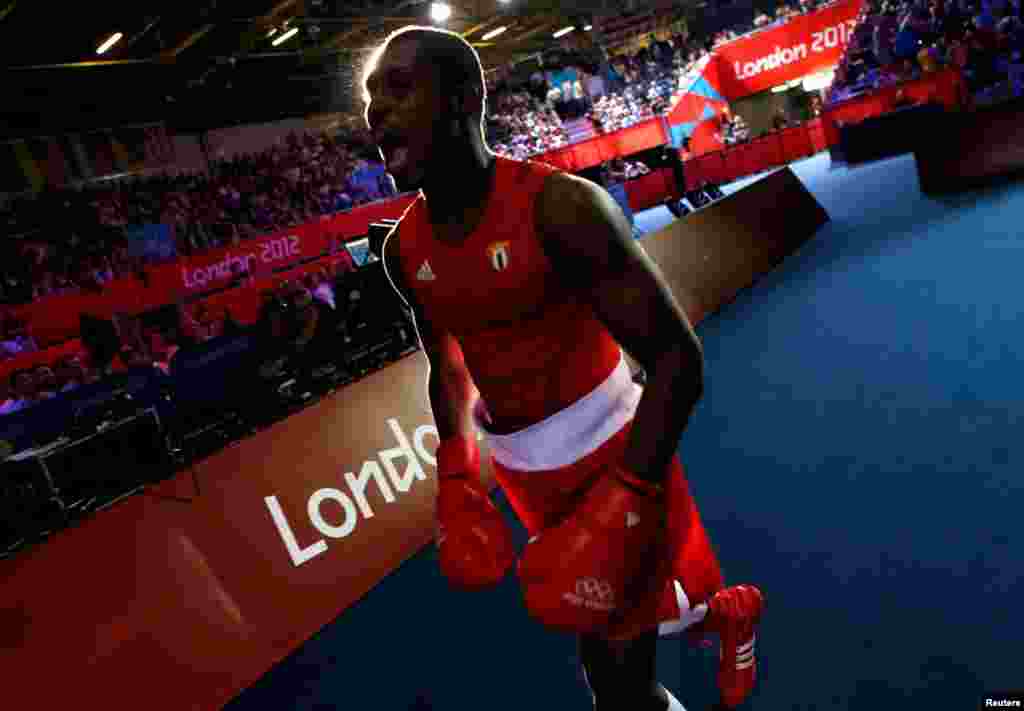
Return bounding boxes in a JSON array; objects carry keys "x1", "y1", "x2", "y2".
[{"x1": 363, "y1": 25, "x2": 486, "y2": 120}]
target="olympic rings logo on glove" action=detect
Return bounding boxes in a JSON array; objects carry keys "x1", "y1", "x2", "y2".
[
  {"x1": 577, "y1": 577, "x2": 614, "y2": 603},
  {"x1": 560, "y1": 576, "x2": 617, "y2": 612}
]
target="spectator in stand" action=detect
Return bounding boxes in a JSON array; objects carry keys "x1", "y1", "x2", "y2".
[
  {"x1": 875, "y1": 4, "x2": 902, "y2": 69},
  {"x1": 773, "y1": 106, "x2": 792, "y2": 130},
  {"x1": 32, "y1": 365, "x2": 59, "y2": 400},
  {"x1": 7, "y1": 370, "x2": 37, "y2": 412},
  {"x1": 623, "y1": 159, "x2": 651, "y2": 179},
  {"x1": 306, "y1": 272, "x2": 336, "y2": 310},
  {"x1": 1, "y1": 370, "x2": 33, "y2": 415},
  {"x1": 0, "y1": 316, "x2": 38, "y2": 360},
  {"x1": 181, "y1": 303, "x2": 223, "y2": 345},
  {"x1": 0, "y1": 376, "x2": 20, "y2": 415},
  {"x1": 605, "y1": 158, "x2": 629, "y2": 185},
  {"x1": 585, "y1": 67, "x2": 607, "y2": 100},
  {"x1": 55, "y1": 354, "x2": 89, "y2": 392}
]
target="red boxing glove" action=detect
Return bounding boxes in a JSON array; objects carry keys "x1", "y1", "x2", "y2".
[
  {"x1": 517, "y1": 464, "x2": 667, "y2": 636},
  {"x1": 435, "y1": 434, "x2": 516, "y2": 590}
]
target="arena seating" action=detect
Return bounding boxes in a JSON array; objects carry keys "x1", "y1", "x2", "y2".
[{"x1": 827, "y1": 0, "x2": 1023, "y2": 105}]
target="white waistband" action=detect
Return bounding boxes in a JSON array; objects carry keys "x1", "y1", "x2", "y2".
[{"x1": 475, "y1": 352, "x2": 642, "y2": 472}]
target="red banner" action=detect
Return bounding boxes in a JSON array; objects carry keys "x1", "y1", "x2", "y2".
[
  {"x1": 150, "y1": 220, "x2": 329, "y2": 296},
  {"x1": 625, "y1": 168, "x2": 679, "y2": 211},
  {"x1": 12, "y1": 195, "x2": 416, "y2": 346},
  {"x1": 536, "y1": 118, "x2": 669, "y2": 172},
  {"x1": 819, "y1": 68, "x2": 966, "y2": 145},
  {"x1": 712, "y1": 0, "x2": 864, "y2": 99}
]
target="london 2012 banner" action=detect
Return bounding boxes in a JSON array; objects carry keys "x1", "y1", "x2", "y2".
[{"x1": 711, "y1": 0, "x2": 864, "y2": 99}]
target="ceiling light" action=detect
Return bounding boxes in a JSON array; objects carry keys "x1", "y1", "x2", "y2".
[
  {"x1": 431, "y1": 2, "x2": 452, "y2": 22},
  {"x1": 482, "y1": 26, "x2": 508, "y2": 40},
  {"x1": 96, "y1": 32, "x2": 124, "y2": 55},
  {"x1": 552, "y1": 26, "x2": 575, "y2": 38},
  {"x1": 272, "y1": 27, "x2": 299, "y2": 46},
  {"x1": 584, "y1": 24, "x2": 593, "y2": 31}
]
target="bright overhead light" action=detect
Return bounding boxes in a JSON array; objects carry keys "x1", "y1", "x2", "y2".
[
  {"x1": 272, "y1": 27, "x2": 299, "y2": 46},
  {"x1": 431, "y1": 2, "x2": 452, "y2": 22},
  {"x1": 802, "y1": 70, "x2": 835, "y2": 92},
  {"x1": 552, "y1": 26, "x2": 575, "y2": 38},
  {"x1": 584, "y1": 24, "x2": 593, "y2": 31},
  {"x1": 267, "y1": 27, "x2": 278, "y2": 37},
  {"x1": 96, "y1": 32, "x2": 124, "y2": 55},
  {"x1": 482, "y1": 26, "x2": 508, "y2": 40}
]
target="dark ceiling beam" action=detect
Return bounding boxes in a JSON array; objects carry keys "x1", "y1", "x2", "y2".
[
  {"x1": 5, "y1": 58, "x2": 157, "y2": 71},
  {"x1": 160, "y1": 23, "x2": 216, "y2": 61},
  {"x1": 0, "y1": 0, "x2": 17, "y2": 23},
  {"x1": 229, "y1": 16, "x2": 430, "y2": 24},
  {"x1": 319, "y1": 25, "x2": 369, "y2": 51},
  {"x1": 505, "y1": 17, "x2": 559, "y2": 44},
  {"x1": 119, "y1": 16, "x2": 163, "y2": 55},
  {"x1": 262, "y1": 0, "x2": 302, "y2": 25}
]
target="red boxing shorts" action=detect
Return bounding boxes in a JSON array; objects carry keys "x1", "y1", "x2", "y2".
[{"x1": 475, "y1": 353, "x2": 724, "y2": 638}]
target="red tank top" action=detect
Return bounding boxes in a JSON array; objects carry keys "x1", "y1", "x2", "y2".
[{"x1": 398, "y1": 156, "x2": 622, "y2": 431}]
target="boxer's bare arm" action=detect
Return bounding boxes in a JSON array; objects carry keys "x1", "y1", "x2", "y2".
[
  {"x1": 535, "y1": 171, "x2": 704, "y2": 485},
  {"x1": 382, "y1": 227, "x2": 476, "y2": 440}
]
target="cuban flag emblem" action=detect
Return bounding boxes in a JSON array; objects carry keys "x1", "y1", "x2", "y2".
[{"x1": 486, "y1": 241, "x2": 511, "y2": 272}]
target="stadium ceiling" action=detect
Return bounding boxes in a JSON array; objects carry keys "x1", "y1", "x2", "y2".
[{"x1": 0, "y1": 0, "x2": 685, "y2": 139}]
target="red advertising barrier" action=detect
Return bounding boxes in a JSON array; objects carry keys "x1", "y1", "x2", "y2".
[
  {"x1": 713, "y1": 0, "x2": 864, "y2": 99},
  {"x1": 625, "y1": 168, "x2": 678, "y2": 211},
  {"x1": 820, "y1": 68, "x2": 966, "y2": 146},
  {"x1": 11, "y1": 195, "x2": 417, "y2": 346},
  {"x1": 0, "y1": 338, "x2": 86, "y2": 383},
  {"x1": 537, "y1": 118, "x2": 670, "y2": 172},
  {"x1": 683, "y1": 118, "x2": 827, "y2": 190}
]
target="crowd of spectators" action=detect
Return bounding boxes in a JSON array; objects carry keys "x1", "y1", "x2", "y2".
[
  {"x1": 486, "y1": 91, "x2": 570, "y2": 160},
  {"x1": 715, "y1": 0, "x2": 840, "y2": 47},
  {"x1": 828, "y1": 0, "x2": 1024, "y2": 102},
  {"x1": 0, "y1": 130, "x2": 393, "y2": 308},
  {"x1": 489, "y1": 32, "x2": 714, "y2": 153},
  {"x1": 0, "y1": 251, "x2": 359, "y2": 416}
]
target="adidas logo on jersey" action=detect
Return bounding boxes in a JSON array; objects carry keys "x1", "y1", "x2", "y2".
[{"x1": 416, "y1": 261, "x2": 436, "y2": 281}]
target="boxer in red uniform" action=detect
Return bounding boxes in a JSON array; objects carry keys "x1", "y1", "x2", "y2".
[{"x1": 363, "y1": 27, "x2": 764, "y2": 710}]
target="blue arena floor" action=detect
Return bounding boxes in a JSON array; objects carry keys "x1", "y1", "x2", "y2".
[{"x1": 227, "y1": 153, "x2": 1024, "y2": 710}]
